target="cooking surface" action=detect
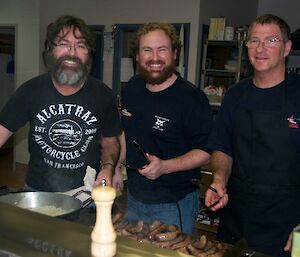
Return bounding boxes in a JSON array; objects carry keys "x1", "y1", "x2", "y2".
[
  {"x1": 1, "y1": 203, "x2": 274, "y2": 257},
  {"x1": 0, "y1": 194, "x2": 273, "y2": 257},
  {"x1": 0, "y1": 202, "x2": 190, "y2": 257}
]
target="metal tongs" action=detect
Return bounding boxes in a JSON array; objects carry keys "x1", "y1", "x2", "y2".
[
  {"x1": 132, "y1": 140, "x2": 150, "y2": 165},
  {"x1": 122, "y1": 140, "x2": 150, "y2": 171},
  {"x1": 191, "y1": 178, "x2": 223, "y2": 209}
]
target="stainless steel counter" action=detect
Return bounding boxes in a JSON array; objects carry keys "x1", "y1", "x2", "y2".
[
  {"x1": 0, "y1": 202, "x2": 190, "y2": 257},
  {"x1": 0, "y1": 201, "x2": 273, "y2": 257}
]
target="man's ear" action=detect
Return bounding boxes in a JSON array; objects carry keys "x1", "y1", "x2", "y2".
[
  {"x1": 284, "y1": 40, "x2": 292, "y2": 57},
  {"x1": 174, "y1": 49, "x2": 178, "y2": 61}
]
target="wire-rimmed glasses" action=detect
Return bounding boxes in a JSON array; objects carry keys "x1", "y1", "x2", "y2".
[
  {"x1": 53, "y1": 42, "x2": 89, "y2": 54},
  {"x1": 246, "y1": 36, "x2": 284, "y2": 49}
]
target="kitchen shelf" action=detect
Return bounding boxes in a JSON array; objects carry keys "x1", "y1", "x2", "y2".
[
  {"x1": 203, "y1": 69, "x2": 238, "y2": 77},
  {"x1": 200, "y1": 39, "x2": 251, "y2": 108}
]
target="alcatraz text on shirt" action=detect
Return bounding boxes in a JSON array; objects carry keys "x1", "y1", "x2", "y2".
[{"x1": 36, "y1": 103, "x2": 97, "y2": 125}]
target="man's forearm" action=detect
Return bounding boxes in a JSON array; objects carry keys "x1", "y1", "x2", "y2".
[
  {"x1": 211, "y1": 150, "x2": 232, "y2": 186},
  {"x1": 94, "y1": 136, "x2": 120, "y2": 186},
  {"x1": 100, "y1": 136, "x2": 120, "y2": 168},
  {"x1": 163, "y1": 149, "x2": 210, "y2": 174}
]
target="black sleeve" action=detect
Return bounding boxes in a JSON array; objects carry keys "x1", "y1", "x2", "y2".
[
  {"x1": 100, "y1": 89, "x2": 123, "y2": 137},
  {"x1": 207, "y1": 80, "x2": 248, "y2": 156},
  {"x1": 183, "y1": 89, "x2": 213, "y2": 153}
]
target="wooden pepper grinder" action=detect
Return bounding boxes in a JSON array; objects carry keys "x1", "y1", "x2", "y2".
[{"x1": 91, "y1": 179, "x2": 117, "y2": 257}]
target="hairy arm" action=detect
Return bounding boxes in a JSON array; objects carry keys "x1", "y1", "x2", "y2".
[
  {"x1": 112, "y1": 131, "x2": 126, "y2": 191},
  {"x1": 0, "y1": 125, "x2": 13, "y2": 148},
  {"x1": 94, "y1": 136, "x2": 120, "y2": 187},
  {"x1": 139, "y1": 149, "x2": 210, "y2": 180},
  {"x1": 205, "y1": 150, "x2": 232, "y2": 211}
]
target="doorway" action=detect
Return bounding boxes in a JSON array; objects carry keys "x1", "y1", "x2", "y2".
[
  {"x1": 0, "y1": 26, "x2": 18, "y2": 187},
  {"x1": 0, "y1": 26, "x2": 15, "y2": 150}
]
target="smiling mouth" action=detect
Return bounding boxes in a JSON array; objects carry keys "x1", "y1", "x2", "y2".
[
  {"x1": 148, "y1": 64, "x2": 165, "y2": 72},
  {"x1": 63, "y1": 60, "x2": 79, "y2": 67}
]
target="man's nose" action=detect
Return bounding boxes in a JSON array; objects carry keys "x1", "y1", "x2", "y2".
[
  {"x1": 255, "y1": 41, "x2": 265, "y2": 52},
  {"x1": 151, "y1": 50, "x2": 159, "y2": 60},
  {"x1": 68, "y1": 46, "x2": 76, "y2": 55}
]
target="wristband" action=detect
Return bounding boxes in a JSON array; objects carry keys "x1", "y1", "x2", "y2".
[{"x1": 101, "y1": 162, "x2": 114, "y2": 169}]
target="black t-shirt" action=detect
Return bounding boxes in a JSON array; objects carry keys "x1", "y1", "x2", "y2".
[
  {"x1": 208, "y1": 73, "x2": 300, "y2": 156},
  {"x1": 0, "y1": 73, "x2": 122, "y2": 191},
  {"x1": 121, "y1": 75, "x2": 213, "y2": 203}
]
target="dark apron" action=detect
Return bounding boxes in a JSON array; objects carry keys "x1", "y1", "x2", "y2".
[{"x1": 217, "y1": 82, "x2": 300, "y2": 257}]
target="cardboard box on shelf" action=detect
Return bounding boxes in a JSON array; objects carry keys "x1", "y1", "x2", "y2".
[{"x1": 208, "y1": 17, "x2": 226, "y2": 40}]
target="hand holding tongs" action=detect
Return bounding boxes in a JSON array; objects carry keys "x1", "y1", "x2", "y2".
[
  {"x1": 206, "y1": 185, "x2": 223, "y2": 209},
  {"x1": 121, "y1": 140, "x2": 150, "y2": 171},
  {"x1": 191, "y1": 179, "x2": 223, "y2": 209}
]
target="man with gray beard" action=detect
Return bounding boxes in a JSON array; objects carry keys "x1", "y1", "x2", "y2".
[{"x1": 0, "y1": 15, "x2": 122, "y2": 192}]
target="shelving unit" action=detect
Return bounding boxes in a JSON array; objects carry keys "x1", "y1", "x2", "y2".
[
  {"x1": 200, "y1": 39, "x2": 251, "y2": 108},
  {"x1": 194, "y1": 169, "x2": 219, "y2": 238}
]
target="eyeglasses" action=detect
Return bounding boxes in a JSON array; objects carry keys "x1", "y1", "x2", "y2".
[
  {"x1": 53, "y1": 42, "x2": 89, "y2": 54},
  {"x1": 246, "y1": 36, "x2": 284, "y2": 49}
]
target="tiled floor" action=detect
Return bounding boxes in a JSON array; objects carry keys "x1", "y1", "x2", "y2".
[{"x1": 0, "y1": 148, "x2": 26, "y2": 189}]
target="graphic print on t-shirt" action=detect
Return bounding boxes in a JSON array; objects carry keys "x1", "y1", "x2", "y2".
[
  {"x1": 152, "y1": 115, "x2": 169, "y2": 132},
  {"x1": 287, "y1": 115, "x2": 300, "y2": 129},
  {"x1": 49, "y1": 119, "x2": 82, "y2": 148},
  {"x1": 32, "y1": 103, "x2": 98, "y2": 171}
]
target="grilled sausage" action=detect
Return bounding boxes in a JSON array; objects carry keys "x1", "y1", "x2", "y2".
[
  {"x1": 149, "y1": 220, "x2": 162, "y2": 231},
  {"x1": 186, "y1": 243, "x2": 204, "y2": 256},
  {"x1": 114, "y1": 218, "x2": 130, "y2": 233},
  {"x1": 112, "y1": 212, "x2": 124, "y2": 225},
  {"x1": 147, "y1": 223, "x2": 168, "y2": 240},
  {"x1": 153, "y1": 234, "x2": 186, "y2": 248},
  {"x1": 135, "y1": 223, "x2": 150, "y2": 240},
  {"x1": 203, "y1": 240, "x2": 213, "y2": 251},
  {"x1": 192, "y1": 234, "x2": 207, "y2": 249},
  {"x1": 154, "y1": 224, "x2": 181, "y2": 242},
  {"x1": 170, "y1": 235, "x2": 193, "y2": 250},
  {"x1": 126, "y1": 220, "x2": 144, "y2": 234},
  {"x1": 198, "y1": 246, "x2": 217, "y2": 257},
  {"x1": 175, "y1": 246, "x2": 190, "y2": 255}
]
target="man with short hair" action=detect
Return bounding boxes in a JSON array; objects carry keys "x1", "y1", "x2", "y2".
[
  {"x1": 205, "y1": 14, "x2": 300, "y2": 256},
  {"x1": 115, "y1": 22, "x2": 213, "y2": 234}
]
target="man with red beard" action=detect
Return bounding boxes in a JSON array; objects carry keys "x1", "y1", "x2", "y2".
[
  {"x1": 0, "y1": 15, "x2": 122, "y2": 192},
  {"x1": 116, "y1": 22, "x2": 213, "y2": 234},
  {"x1": 205, "y1": 14, "x2": 300, "y2": 256}
]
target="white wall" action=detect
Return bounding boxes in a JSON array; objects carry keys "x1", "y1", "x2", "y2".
[
  {"x1": 258, "y1": 0, "x2": 300, "y2": 32},
  {"x1": 0, "y1": 0, "x2": 40, "y2": 164},
  {"x1": 39, "y1": 0, "x2": 201, "y2": 85}
]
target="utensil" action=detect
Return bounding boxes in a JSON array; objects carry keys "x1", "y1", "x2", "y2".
[
  {"x1": 132, "y1": 140, "x2": 149, "y2": 164},
  {"x1": 191, "y1": 179, "x2": 222, "y2": 209},
  {"x1": 0, "y1": 192, "x2": 83, "y2": 217},
  {"x1": 191, "y1": 178, "x2": 219, "y2": 194},
  {"x1": 120, "y1": 162, "x2": 141, "y2": 171}
]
